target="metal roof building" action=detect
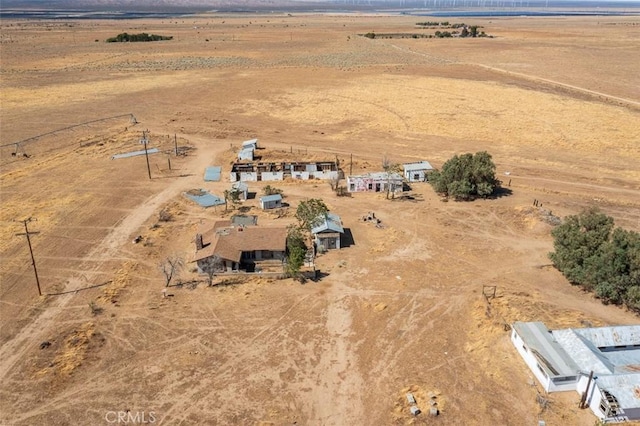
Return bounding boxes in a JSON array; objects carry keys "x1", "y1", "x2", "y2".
[
  {"x1": 403, "y1": 161, "x2": 434, "y2": 182},
  {"x1": 259, "y1": 194, "x2": 282, "y2": 210},
  {"x1": 312, "y1": 212, "x2": 344, "y2": 235},
  {"x1": 511, "y1": 321, "x2": 640, "y2": 422},
  {"x1": 312, "y1": 212, "x2": 344, "y2": 251}
]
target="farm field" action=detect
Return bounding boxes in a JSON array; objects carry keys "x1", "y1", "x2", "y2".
[{"x1": 1, "y1": 13, "x2": 639, "y2": 425}]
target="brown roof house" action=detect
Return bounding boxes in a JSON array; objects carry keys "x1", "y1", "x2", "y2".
[{"x1": 193, "y1": 221, "x2": 288, "y2": 274}]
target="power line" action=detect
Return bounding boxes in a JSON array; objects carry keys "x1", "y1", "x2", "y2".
[
  {"x1": 0, "y1": 113, "x2": 136, "y2": 150},
  {"x1": 14, "y1": 217, "x2": 42, "y2": 297}
]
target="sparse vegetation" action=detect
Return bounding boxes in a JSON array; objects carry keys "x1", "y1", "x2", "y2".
[
  {"x1": 159, "y1": 255, "x2": 184, "y2": 287},
  {"x1": 263, "y1": 185, "x2": 283, "y2": 196},
  {"x1": 224, "y1": 189, "x2": 241, "y2": 211},
  {"x1": 158, "y1": 208, "x2": 172, "y2": 222},
  {"x1": 550, "y1": 208, "x2": 640, "y2": 312},
  {"x1": 200, "y1": 254, "x2": 223, "y2": 286},
  {"x1": 429, "y1": 151, "x2": 499, "y2": 200}
]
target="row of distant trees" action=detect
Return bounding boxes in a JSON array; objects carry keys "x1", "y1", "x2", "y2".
[{"x1": 106, "y1": 33, "x2": 173, "y2": 43}]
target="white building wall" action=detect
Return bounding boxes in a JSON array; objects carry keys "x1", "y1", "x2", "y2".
[
  {"x1": 292, "y1": 171, "x2": 310, "y2": 180},
  {"x1": 575, "y1": 375, "x2": 607, "y2": 421},
  {"x1": 511, "y1": 329, "x2": 553, "y2": 392},
  {"x1": 239, "y1": 172, "x2": 258, "y2": 182},
  {"x1": 238, "y1": 149, "x2": 254, "y2": 161},
  {"x1": 312, "y1": 171, "x2": 339, "y2": 180},
  {"x1": 261, "y1": 200, "x2": 282, "y2": 210},
  {"x1": 404, "y1": 170, "x2": 426, "y2": 182},
  {"x1": 230, "y1": 172, "x2": 238, "y2": 182},
  {"x1": 261, "y1": 172, "x2": 284, "y2": 181}
]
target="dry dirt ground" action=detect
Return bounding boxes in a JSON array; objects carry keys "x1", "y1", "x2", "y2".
[{"x1": 1, "y1": 13, "x2": 639, "y2": 426}]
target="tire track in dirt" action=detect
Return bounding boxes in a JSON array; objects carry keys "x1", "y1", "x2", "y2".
[
  {"x1": 0, "y1": 138, "x2": 219, "y2": 383},
  {"x1": 472, "y1": 63, "x2": 640, "y2": 109},
  {"x1": 306, "y1": 288, "x2": 364, "y2": 426},
  {"x1": 389, "y1": 40, "x2": 640, "y2": 109},
  {"x1": 161, "y1": 294, "x2": 314, "y2": 424}
]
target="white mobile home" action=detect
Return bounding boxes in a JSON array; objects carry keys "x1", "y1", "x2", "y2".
[{"x1": 511, "y1": 321, "x2": 640, "y2": 423}]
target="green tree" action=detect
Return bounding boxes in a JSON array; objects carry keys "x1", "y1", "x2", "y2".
[
  {"x1": 295, "y1": 199, "x2": 329, "y2": 231},
  {"x1": 549, "y1": 208, "x2": 614, "y2": 289},
  {"x1": 429, "y1": 151, "x2": 499, "y2": 200},
  {"x1": 286, "y1": 226, "x2": 307, "y2": 277},
  {"x1": 590, "y1": 228, "x2": 640, "y2": 304},
  {"x1": 624, "y1": 286, "x2": 640, "y2": 313},
  {"x1": 549, "y1": 208, "x2": 640, "y2": 311}
]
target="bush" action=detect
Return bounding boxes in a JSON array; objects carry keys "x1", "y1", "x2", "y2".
[{"x1": 263, "y1": 185, "x2": 283, "y2": 196}]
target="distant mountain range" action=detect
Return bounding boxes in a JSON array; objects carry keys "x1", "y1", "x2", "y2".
[
  {"x1": 0, "y1": 0, "x2": 329, "y2": 12},
  {"x1": 2, "y1": 0, "x2": 639, "y2": 13}
]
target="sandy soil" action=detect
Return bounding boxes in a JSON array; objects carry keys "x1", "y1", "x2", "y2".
[{"x1": 1, "y1": 13, "x2": 639, "y2": 426}]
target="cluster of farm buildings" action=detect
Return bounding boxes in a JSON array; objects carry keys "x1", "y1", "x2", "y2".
[
  {"x1": 186, "y1": 139, "x2": 434, "y2": 276},
  {"x1": 187, "y1": 139, "x2": 640, "y2": 424}
]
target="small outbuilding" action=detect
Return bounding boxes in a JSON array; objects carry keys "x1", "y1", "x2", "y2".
[
  {"x1": 231, "y1": 181, "x2": 249, "y2": 201},
  {"x1": 260, "y1": 194, "x2": 282, "y2": 210},
  {"x1": 312, "y1": 212, "x2": 344, "y2": 251},
  {"x1": 403, "y1": 161, "x2": 434, "y2": 182},
  {"x1": 242, "y1": 138, "x2": 258, "y2": 150}
]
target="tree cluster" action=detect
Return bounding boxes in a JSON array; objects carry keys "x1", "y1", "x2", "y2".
[
  {"x1": 106, "y1": 33, "x2": 173, "y2": 43},
  {"x1": 429, "y1": 151, "x2": 499, "y2": 200},
  {"x1": 549, "y1": 208, "x2": 640, "y2": 312}
]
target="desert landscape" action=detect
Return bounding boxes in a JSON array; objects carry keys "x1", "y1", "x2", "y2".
[{"x1": 1, "y1": 11, "x2": 639, "y2": 425}]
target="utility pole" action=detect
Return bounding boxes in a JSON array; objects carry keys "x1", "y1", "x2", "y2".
[
  {"x1": 140, "y1": 131, "x2": 151, "y2": 180},
  {"x1": 174, "y1": 133, "x2": 178, "y2": 156},
  {"x1": 15, "y1": 217, "x2": 42, "y2": 296},
  {"x1": 350, "y1": 153, "x2": 353, "y2": 176}
]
